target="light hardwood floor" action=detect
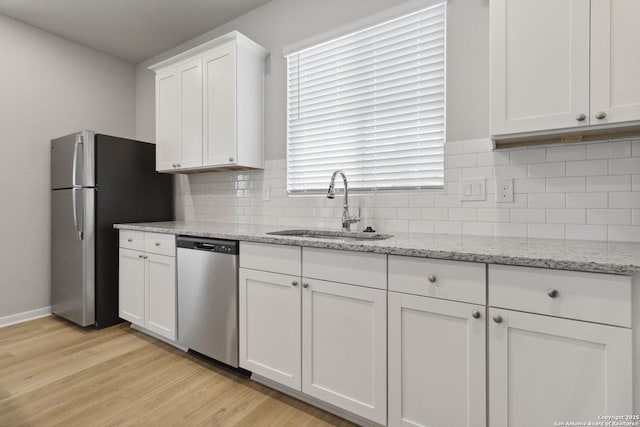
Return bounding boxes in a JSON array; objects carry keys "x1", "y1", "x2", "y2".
[{"x1": 0, "y1": 316, "x2": 355, "y2": 427}]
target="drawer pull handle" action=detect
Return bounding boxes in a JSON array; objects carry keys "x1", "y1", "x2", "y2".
[
  {"x1": 155, "y1": 242, "x2": 161, "y2": 247},
  {"x1": 547, "y1": 289, "x2": 559, "y2": 298},
  {"x1": 427, "y1": 275, "x2": 437, "y2": 283},
  {"x1": 302, "y1": 283, "x2": 309, "y2": 288},
  {"x1": 493, "y1": 315, "x2": 503, "y2": 324},
  {"x1": 127, "y1": 238, "x2": 133, "y2": 243},
  {"x1": 292, "y1": 281, "x2": 299, "y2": 287},
  {"x1": 471, "y1": 311, "x2": 481, "y2": 319}
]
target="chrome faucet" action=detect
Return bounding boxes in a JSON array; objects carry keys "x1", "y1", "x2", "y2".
[{"x1": 327, "y1": 170, "x2": 360, "y2": 231}]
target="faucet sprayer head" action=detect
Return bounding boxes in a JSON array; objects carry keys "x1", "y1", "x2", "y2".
[{"x1": 327, "y1": 184, "x2": 335, "y2": 199}]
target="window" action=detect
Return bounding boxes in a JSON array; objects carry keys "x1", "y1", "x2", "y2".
[{"x1": 285, "y1": 2, "x2": 446, "y2": 194}]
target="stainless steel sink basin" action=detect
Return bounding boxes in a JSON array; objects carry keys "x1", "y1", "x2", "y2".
[{"x1": 267, "y1": 229, "x2": 392, "y2": 241}]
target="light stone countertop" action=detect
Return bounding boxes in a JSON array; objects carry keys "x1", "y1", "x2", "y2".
[{"x1": 114, "y1": 221, "x2": 640, "y2": 276}]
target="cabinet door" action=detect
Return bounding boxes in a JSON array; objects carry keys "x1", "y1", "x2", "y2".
[
  {"x1": 145, "y1": 253, "x2": 176, "y2": 341},
  {"x1": 388, "y1": 292, "x2": 485, "y2": 427},
  {"x1": 177, "y1": 58, "x2": 203, "y2": 169},
  {"x1": 155, "y1": 70, "x2": 180, "y2": 171},
  {"x1": 239, "y1": 268, "x2": 301, "y2": 390},
  {"x1": 490, "y1": 0, "x2": 590, "y2": 135},
  {"x1": 489, "y1": 309, "x2": 632, "y2": 427},
  {"x1": 591, "y1": 0, "x2": 640, "y2": 124},
  {"x1": 203, "y1": 44, "x2": 237, "y2": 167},
  {"x1": 302, "y1": 279, "x2": 386, "y2": 425},
  {"x1": 118, "y1": 249, "x2": 145, "y2": 325}
]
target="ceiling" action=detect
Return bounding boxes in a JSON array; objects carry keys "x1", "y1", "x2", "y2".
[{"x1": 0, "y1": 0, "x2": 272, "y2": 63}]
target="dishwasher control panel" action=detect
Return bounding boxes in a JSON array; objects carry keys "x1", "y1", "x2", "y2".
[{"x1": 176, "y1": 236, "x2": 239, "y2": 255}]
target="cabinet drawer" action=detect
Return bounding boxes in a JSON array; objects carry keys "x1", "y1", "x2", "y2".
[
  {"x1": 119, "y1": 230, "x2": 145, "y2": 251},
  {"x1": 240, "y1": 242, "x2": 301, "y2": 276},
  {"x1": 389, "y1": 256, "x2": 486, "y2": 304},
  {"x1": 303, "y1": 248, "x2": 386, "y2": 290},
  {"x1": 144, "y1": 232, "x2": 176, "y2": 257},
  {"x1": 489, "y1": 265, "x2": 632, "y2": 327}
]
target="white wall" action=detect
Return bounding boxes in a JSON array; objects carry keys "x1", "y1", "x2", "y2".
[
  {"x1": 0, "y1": 14, "x2": 136, "y2": 319},
  {"x1": 135, "y1": 0, "x2": 640, "y2": 242}
]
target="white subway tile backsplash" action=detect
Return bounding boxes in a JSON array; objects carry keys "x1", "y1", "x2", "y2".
[
  {"x1": 528, "y1": 224, "x2": 565, "y2": 239},
  {"x1": 586, "y1": 175, "x2": 631, "y2": 192},
  {"x1": 546, "y1": 145, "x2": 586, "y2": 162},
  {"x1": 463, "y1": 222, "x2": 493, "y2": 236},
  {"x1": 587, "y1": 140, "x2": 631, "y2": 159},
  {"x1": 477, "y1": 208, "x2": 510, "y2": 222},
  {"x1": 493, "y1": 222, "x2": 527, "y2": 238},
  {"x1": 609, "y1": 158, "x2": 640, "y2": 175},
  {"x1": 609, "y1": 192, "x2": 640, "y2": 208},
  {"x1": 514, "y1": 178, "x2": 546, "y2": 193},
  {"x1": 510, "y1": 208, "x2": 545, "y2": 223},
  {"x1": 566, "y1": 192, "x2": 608, "y2": 208},
  {"x1": 528, "y1": 162, "x2": 565, "y2": 178},
  {"x1": 178, "y1": 135, "x2": 640, "y2": 243},
  {"x1": 449, "y1": 208, "x2": 477, "y2": 221},
  {"x1": 566, "y1": 160, "x2": 608, "y2": 176},
  {"x1": 587, "y1": 209, "x2": 631, "y2": 225},
  {"x1": 608, "y1": 225, "x2": 640, "y2": 242},
  {"x1": 528, "y1": 193, "x2": 565, "y2": 208},
  {"x1": 546, "y1": 177, "x2": 585, "y2": 193},
  {"x1": 422, "y1": 208, "x2": 449, "y2": 220},
  {"x1": 565, "y1": 225, "x2": 608, "y2": 241},
  {"x1": 511, "y1": 148, "x2": 546, "y2": 164},
  {"x1": 434, "y1": 221, "x2": 462, "y2": 234},
  {"x1": 546, "y1": 209, "x2": 585, "y2": 224}
]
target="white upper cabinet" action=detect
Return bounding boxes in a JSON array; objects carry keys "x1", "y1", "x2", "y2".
[
  {"x1": 590, "y1": 0, "x2": 640, "y2": 125},
  {"x1": 150, "y1": 31, "x2": 267, "y2": 173},
  {"x1": 491, "y1": 0, "x2": 640, "y2": 140}
]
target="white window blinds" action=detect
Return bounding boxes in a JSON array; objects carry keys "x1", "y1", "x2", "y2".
[{"x1": 285, "y1": 3, "x2": 446, "y2": 194}]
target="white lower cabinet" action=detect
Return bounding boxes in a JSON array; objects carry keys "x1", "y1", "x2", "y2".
[
  {"x1": 302, "y1": 278, "x2": 387, "y2": 425},
  {"x1": 239, "y1": 243, "x2": 387, "y2": 425},
  {"x1": 118, "y1": 231, "x2": 176, "y2": 341},
  {"x1": 489, "y1": 308, "x2": 632, "y2": 427},
  {"x1": 388, "y1": 292, "x2": 486, "y2": 427},
  {"x1": 238, "y1": 268, "x2": 301, "y2": 389}
]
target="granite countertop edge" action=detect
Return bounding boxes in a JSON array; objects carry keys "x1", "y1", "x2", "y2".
[{"x1": 114, "y1": 222, "x2": 640, "y2": 276}]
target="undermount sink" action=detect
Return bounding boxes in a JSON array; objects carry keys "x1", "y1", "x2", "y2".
[{"x1": 267, "y1": 229, "x2": 392, "y2": 241}]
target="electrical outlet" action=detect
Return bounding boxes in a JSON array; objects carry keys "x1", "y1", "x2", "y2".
[{"x1": 496, "y1": 178, "x2": 514, "y2": 203}]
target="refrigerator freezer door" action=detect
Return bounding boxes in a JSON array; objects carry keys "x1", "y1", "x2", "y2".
[
  {"x1": 51, "y1": 188, "x2": 96, "y2": 326},
  {"x1": 51, "y1": 131, "x2": 95, "y2": 189}
]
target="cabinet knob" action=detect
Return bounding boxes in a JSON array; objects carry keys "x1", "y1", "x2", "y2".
[
  {"x1": 292, "y1": 281, "x2": 298, "y2": 287},
  {"x1": 427, "y1": 275, "x2": 437, "y2": 283},
  {"x1": 302, "y1": 282, "x2": 309, "y2": 288},
  {"x1": 595, "y1": 111, "x2": 607, "y2": 120},
  {"x1": 155, "y1": 242, "x2": 161, "y2": 247},
  {"x1": 493, "y1": 315, "x2": 503, "y2": 324},
  {"x1": 172, "y1": 164, "x2": 176, "y2": 168},
  {"x1": 471, "y1": 310, "x2": 481, "y2": 319},
  {"x1": 547, "y1": 289, "x2": 559, "y2": 298},
  {"x1": 138, "y1": 254, "x2": 143, "y2": 258},
  {"x1": 228, "y1": 157, "x2": 234, "y2": 162},
  {"x1": 176, "y1": 163, "x2": 181, "y2": 168},
  {"x1": 575, "y1": 113, "x2": 586, "y2": 121},
  {"x1": 127, "y1": 238, "x2": 133, "y2": 243}
]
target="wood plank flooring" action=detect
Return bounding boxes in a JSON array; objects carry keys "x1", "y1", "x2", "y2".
[{"x1": 0, "y1": 316, "x2": 355, "y2": 427}]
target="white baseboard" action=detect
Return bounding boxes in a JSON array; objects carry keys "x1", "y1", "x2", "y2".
[{"x1": 0, "y1": 306, "x2": 51, "y2": 328}]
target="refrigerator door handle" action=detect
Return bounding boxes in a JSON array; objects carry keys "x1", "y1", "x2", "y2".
[
  {"x1": 72, "y1": 134, "x2": 83, "y2": 187},
  {"x1": 72, "y1": 188, "x2": 83, "y2": 240}
]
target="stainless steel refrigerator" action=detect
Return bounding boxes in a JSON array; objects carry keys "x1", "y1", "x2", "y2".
[{"x1": 51, "y1": 130, "x2": 173, "y2": 328}]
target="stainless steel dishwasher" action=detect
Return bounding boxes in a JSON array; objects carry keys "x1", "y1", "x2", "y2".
[{"x1": 177, "y1": 236, "x2": 239, "y2": 367}]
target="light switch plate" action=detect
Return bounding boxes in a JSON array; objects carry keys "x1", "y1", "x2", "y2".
[{"x1": 461, "y1": 178, "x2": 486, "y2": 201}]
